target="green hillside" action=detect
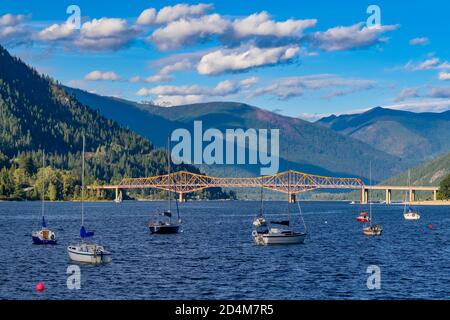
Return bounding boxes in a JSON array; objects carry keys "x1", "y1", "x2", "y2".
[{"x1": 0, "y1": 45, "x2": 231, "y2": 201}]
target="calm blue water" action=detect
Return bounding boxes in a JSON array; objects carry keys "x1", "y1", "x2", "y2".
[{"x1": 0, "y1": 201, "x2": 449, "y2": 300}]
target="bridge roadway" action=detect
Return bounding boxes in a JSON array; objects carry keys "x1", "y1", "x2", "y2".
[{"x1": 88, "y1": 170, "x2": 439, "y2": 204}]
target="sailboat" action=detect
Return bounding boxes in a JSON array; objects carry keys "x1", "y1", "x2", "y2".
[
  {"x1": 148, "y1": 137, "x2": 181, "y2": 234},
  {"x1": 363, "y1": 162, "x2": 383, "y2": 236},
  {"x1": 404, "y1": 170, "x2": 421, "y2": 221},
  {"x1": 32, "y1": 151, "x2": 57, "y2": 245},
  {"x1": 67, "y1": 136, "x2": 112, "y2": 264},
  {"x1": 252, "y1": 178, "x2": 307, "y2": 245}
]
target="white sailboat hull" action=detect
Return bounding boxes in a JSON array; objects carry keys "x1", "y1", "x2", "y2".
[
  {"x1": 253, "y1": 229, "x2": 307, "y2": 245},
  {"x1": 404, "y1": 212, "x2": 421, "y2": 220},
  {"x1": 67, "y1": 245, "x2": 112, "y2": 264}
]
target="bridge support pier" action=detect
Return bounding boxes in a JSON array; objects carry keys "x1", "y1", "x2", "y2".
[
  {"x1": 288, "y1": 193, "x2": 296, "y2": 204},
  {"x1": 178, "y1": 193, "x2": 187, "y2": 203},
  {"x1": 409, "y1": 189, "x2": 416, "y2": 202},
  {"x1": 385, "y1": 189, "x2": 392, "y2": 205},
  {"x1": 433, "y1": 190, "x2": 437, "y2": 201},
  {"x1": 115, "y1": 188, "x2": 122, "y2": 202},
  {"x1": 361, "y1": 189, "x2": 369, "y2": 204}
]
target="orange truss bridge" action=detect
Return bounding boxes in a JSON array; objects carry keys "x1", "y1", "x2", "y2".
[{"x1": 89, "y1": 170, "x2": 366, "y2": 202}]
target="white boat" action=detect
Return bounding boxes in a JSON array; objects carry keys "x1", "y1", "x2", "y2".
[
  {"x1": 68, "y1": 136, "x2": 111, "y2": 264},
  {"x1": 363, "y1": 162, "x2": 383, "y2": 237},
  {"x1": 253, "y1": 228, "x2": 307, "y2": 245},
  {"x1": 252, "y1": 183, "x2": 307, "y2": 246},
  {"x1": 68, "y1": 243, "x2": 112, "y2": 264},
  {"x1": 32, "y1": 151, "x2": 57, "y2": 245},
  {"x1": 403, "y1": 170, "x2": 421, "y2": 221}
]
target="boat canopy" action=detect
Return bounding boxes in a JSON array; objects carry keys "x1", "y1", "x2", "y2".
[
  {"x1": 80, "y1": 225, "x2": 94, "y2": 238},
  {"x1": 270, "y1": 220, "x2": 290, "y2": 226}
]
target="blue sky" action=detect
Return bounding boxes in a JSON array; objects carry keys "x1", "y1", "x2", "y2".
[{"x1": 1, "y1": 0, "x2": 449, "y2": 120}]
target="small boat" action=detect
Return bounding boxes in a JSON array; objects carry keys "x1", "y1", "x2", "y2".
[
  {"x1": 350, "y1": 201, "x2": 356, "y2": 205},
  {"x1": 32, "y1": 151, "x2": 57, "y2": 245},
  {"x1": 404, "y1": 170, "x2": 421, "y2": 221},
  {"x1": 363, "y1": 162, "x2": 383, "y2": 237},
  {"x1": 67, "y1": 136, "x2": 111, "y2": 264},
  {"x1": 252, "y1": 184, "x2": 307, "y2": 245},
  {"x1": 356, "y1": 211, "x2": 370, "y2": 222},
  {"x1": 363, "y1": 225, "x2": 383, "y2": 236},
  {"x1": 148, "y1": 137, "x2": 181, "y2": 235}
]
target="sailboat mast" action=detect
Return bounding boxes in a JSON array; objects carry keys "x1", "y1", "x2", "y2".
[
  {"x1": 167, "y1": 135, "x2": 171, "y2": 218},
  {"x1": 41, "y1": 150, "x2": 45, "y2": 219},
  {"x1": 369, "y1": 161, "x2": 372, "y2": 226},
  {"x1": 288, "y1": 171, "x2": 291, "y2": 224},
  {"x1": 81, "y1": 136, "x2": 85, "y2": 226}
]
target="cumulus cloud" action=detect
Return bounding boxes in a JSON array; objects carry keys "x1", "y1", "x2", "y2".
[
  {"x1": 404, "y1": 57, "x2": 450, "y2": 71},
  {"x1": 136, "y1": 77, "x2": 258, "y2": 106},
  {"x1": 0, "y1": 13, "x2": 28, "y2": 27},
  {"x1": 250, "y1": 74, "x2": 376, "y2": 100},
  {"x1": 85, "y1": 70, "x2": 121, "y2": 81},
  {"x1": 311, "y1": 22, "x2": 399, "y2": 51},
  {"x1": 409, "y1": 37, "x2": 429, "y2": 46},
  {"x1": 75, "y1": 18, "x2": 138, "y2": 51},
  {"x1": 428, "y1": 87, "x2": 450, "y2": 99},
  {"x1": 137, "y1": 3, "x2": 213, "y2": 25},
  {"x1": 394, "y1": 87, "x2": 420, "y2": 102},
  {"x1": 149, "y1": 14, "x2": 229, "y2": 50},
  {"x1": 37, "y1": 22, "x2": 76, "y2": 41},
  {"x1": 197, "y1": 45, "x2": 300, "y2": 75},
  {"x1": 231, "y1": 11, "x2": 316, "y2": 39},
  {"x1": 439, "y1": 72, "x2": 450, "y2": 81},
  {"x1": 0, "y1": 13, "x2": 31, "y2": 46}
]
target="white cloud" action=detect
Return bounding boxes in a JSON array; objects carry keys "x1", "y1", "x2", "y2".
[
  {"x1": 76, "y1": 18, "x2": 138, "y2": 51},
  {"x1": 409, "y1": 37, "x2": 429, "y2": 45},
  {"x1": 251, "y1": 74, "x2": 376, "y2": 100},
  {"x1": 137, "y1": 3, "x2": 213, "y2": 25},
  {"x1": 428, "y1": 87, "x2": 450, "y2": 99},
  {"x1": 394, "y1": 87, "x2": 420, "y2": 102},
  {"x1": 0, "y1": 13, "x2": 31, "y2": 46},
  {"x1": 84, "y1": 70, "x2": 121, "y2": 81},
  {"x1": 404, "y1": 58, "x2": 450, "y2": 71},
  {"x1": 311, "y1": 22, "x2": 399, "y2": 51},
  {"x1": 0, "y1": 14, "x2": 27, "y2": 27},
  {"x1": 136, "y1": 77, "x2": 258, "y2": 106},
  {"x1": 232, "y1": 11, "x2": 316, "y2": 39},
  {"x1": 38, "y1": 22, "x2": 76, "y2": 41},
  {"x1": 439, "y1": 72, "x2": 450, "y2": 81},
  {"x1": 197, "y1": 45, "x2": 300, "y2": 75},
  {"x1": 384, "y1": 99, "x2": 450, "y2": 113},
  {"x1": 149, "y1": 14, "x2": 229, "y2": 50}
]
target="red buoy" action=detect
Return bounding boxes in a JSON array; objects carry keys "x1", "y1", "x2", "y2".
[
  {"x1": 428, "y1": 224, "x2": 433, "y2": 230},
  {"x1": 36, "y1": 282, "x2": 45, "y2": 292}
]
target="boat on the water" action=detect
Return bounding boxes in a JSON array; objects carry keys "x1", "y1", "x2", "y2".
[
  {"x1": 67, "y1": 136, "x2": 111, "y2": 264},
  {"x1": 252, "y1": 184, "x2": 307, "y2": 245},
  {"x1": 148, "y1": 137, "x2": 181, "y2": 235},
  {"x1": 356, "y1": 211, "x2": 370, "y2": 223},
  {"x1": 32, "y1": 151, "x2": 57, "y2": 245},
  {"x1": 404, "y1": 170, "x2": 421, "y2": 221},
  {"x1": 363, "y1": 162, "x2": 383, "y2": 237}
]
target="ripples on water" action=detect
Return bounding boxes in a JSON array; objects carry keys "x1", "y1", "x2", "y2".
[{"x1": 0, "y1": 201, "x2": 449, "y2": 300}]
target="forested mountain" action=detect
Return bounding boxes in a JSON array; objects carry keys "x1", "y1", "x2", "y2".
[
  {"x1": 0, "y1": 45, "x2": 232, "y2": 201},
  {"x1": 317, "y1": 107, "x2": 450, "y2": 164},
  {"x1": 68, "y1": 91, "x2": 408, "y2": 182}
]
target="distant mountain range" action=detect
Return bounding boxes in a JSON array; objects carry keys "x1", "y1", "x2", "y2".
[
  {"x1": 68, "y1": 88, "x2": 407, "y2": 182},
  {"x1": 316, "y1": 107, "x2": 450, "y2": 164}
]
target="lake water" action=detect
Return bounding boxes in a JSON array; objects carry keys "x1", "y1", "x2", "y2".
[{"x1": 0, "y1": 201, "x2": 449, "y2": 300}]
